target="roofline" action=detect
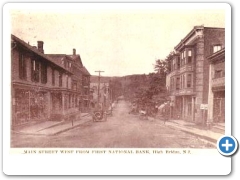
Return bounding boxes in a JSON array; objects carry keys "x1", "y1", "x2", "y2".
[
  {"x1": 174, "y1": 26, "x2": 225, "y2": 51},
  {"x1": 11, "y1": 34, "x2": 73, "y2": 74},
  {"x1": 207, "y1": 48, "x2": 225, "y2": 62},
  {"x1": 174, "y1": 25, "x2": 204, "y2": 51}
]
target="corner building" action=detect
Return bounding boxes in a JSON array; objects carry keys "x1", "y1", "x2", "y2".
[{"x1": 166, "y1": 26, "x2": 225, "y2": 123}]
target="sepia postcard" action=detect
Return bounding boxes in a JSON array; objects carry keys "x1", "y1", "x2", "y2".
[{"x1": 3, "y1": 2, "x2": 231, "y2": 175}]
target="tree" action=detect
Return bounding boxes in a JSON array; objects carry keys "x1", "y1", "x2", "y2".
[{"x1": 154, "y1": 51, "x2": 175, "y2": 75}]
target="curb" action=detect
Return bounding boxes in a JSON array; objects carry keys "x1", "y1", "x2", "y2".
[
  {"x1": 12, "y1": 114, "x2": 91, "y2": 136},
  {"x1": 51, "y1": 119, "x2": 91, "y2": 135},
  {"x1": 165, "y1": 123, "x2": 218, "y2": 144}
]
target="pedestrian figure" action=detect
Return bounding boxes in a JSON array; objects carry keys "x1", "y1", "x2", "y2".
[
  {"x1": 162, "y1": 101, "x2": 171, "y2": 124},
  {"x1": 157, "y1": 101, "x2": 170, "y2": 124}
]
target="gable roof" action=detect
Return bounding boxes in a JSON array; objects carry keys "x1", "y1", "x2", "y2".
[
  {"x1": 11, "y1": 34, "x2": 72, "y2": 74},
  {"x1": 80, "y1": 66, "x2": 91, "y2": 76}
]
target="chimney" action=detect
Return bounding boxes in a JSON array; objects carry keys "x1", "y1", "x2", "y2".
[
  {"x1": 37, "y1": 41, "x2": 44, "y2": 54},
  {"x1": 73, "y1": 48, "x2": 76, "y2": 55}
]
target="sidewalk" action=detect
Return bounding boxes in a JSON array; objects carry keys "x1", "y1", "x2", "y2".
[
  {"x1": 12, "y1": 113, "x2": 90, "y2": 136},
  {"x1": 165, "y1": 119, "x2": 224, "y2": 144}
]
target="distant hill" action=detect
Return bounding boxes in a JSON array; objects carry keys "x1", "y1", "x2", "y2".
[{"x1": 90, "y1": 75, "x2": 121, "y2": 83}]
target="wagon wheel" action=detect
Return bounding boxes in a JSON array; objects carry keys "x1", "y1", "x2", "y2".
[{"x1": 94, "y1": 112, "x2": 102, "y2": 121}]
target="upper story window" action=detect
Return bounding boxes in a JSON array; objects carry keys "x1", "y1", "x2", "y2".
[
  {"x1": 41, "y1": 62, "x2": 47, "y2": 84},
  {"x1": 214, "y1": 70, "x2": 225, "y2": 78},
  {"x1": 176, "y1": 77, "x2": 180, "y2": 90},
  {"x1": 187, "y1": 74, "x2": 192, "y2": 88},
  {"x1": 19, "y1": 53, "x2": 27, "y2": 80},
  {"x1": 59, "y1": 72, "x2": 62, "y2": 87},
  {"x1": 52, "y1": 68, "x2": 55, "y2": 86},
  {"x1": 182, "y1": 74, "x2": 185, "y2": 88},
  {"x1": 173, "y1": 60, "x2": 176, "y2": 70},
  {"x1": 177, "y1": 57, "x2": 180, "y2": 69},
  {"x1": 66, "y1": 75, "x2": 68, "y2": 88},
  {"x1": 31, "y1": 59, "x2": 40, "y2": 82},
  {"x1": 187, "y1": 50, "x2": 192, "y2": 64},
  {"x1": 213, "y1": 45, "x2": 222, "y2": 53},
  {"x1": 72, "y1": 80, "x2": 77, "y2": 91}
]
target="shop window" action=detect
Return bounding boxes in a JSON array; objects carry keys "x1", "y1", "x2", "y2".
[{"x1": 187, "y1": 102, "x2": 192, "y2": 116}]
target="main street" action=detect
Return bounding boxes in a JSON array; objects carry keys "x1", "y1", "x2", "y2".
[{"x1": 11, "y1": 100, "x2": 213, "y2": 148}]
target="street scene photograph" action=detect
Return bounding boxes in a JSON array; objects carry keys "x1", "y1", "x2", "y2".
[{"x1": 10, "y1": 4, "x2": 226, "y2": 148}]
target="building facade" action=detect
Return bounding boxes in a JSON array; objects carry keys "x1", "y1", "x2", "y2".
[
  {"x1": 47, "y1": 50, "x2": 91, "y2": 113},
  {"x1": 166, "y1": 26, "x2": 225, "y2": 123},
  {"x1": 11, "y1": 34, "x2": 90, "y2": 127},
  {"x1": 207, "y1": 48, "x2": 225, "y2": 124},
  {"x1": 90, "y1": 80, "x2": 111, "y2": 108}
]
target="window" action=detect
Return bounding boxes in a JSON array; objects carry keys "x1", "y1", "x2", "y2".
[
  {"x1": 213, "y1": 45, "x2": 222, "y2": 53},
  {"x1": 173, "y1": 61, "x2": 176, "y2": 70},
  {"x1": 187, "y1": 50, "x2": 192, "y2": 64},
  {"x1": 180, "y1": 76, "x2": 182, "y2": 89},
  {"x1": 176, "y1": 77, "x2": 180, "y2": 90},
  {"x1": 41, "y1": 62, "x2": 47, "y2": 84},
  {"x1": 59, "y1": 72, "x2": 62, "y2": 87},
  {"x1": 31, "y1": 59, "x2": 40, "y2": 82},
  {"x1": 187, "y1": 101, "x2": 192, "y2": 115},
  {"x1": 72, "y1": 80, "x2": 77, "y2": 91},
  {"x1": 187, "y1": 74, "x2": 192, "y2": 88},
  {"x1": 66, "y1": 75, "x2": 68, "y2": 88},
  {"x1": 177, "y1": 57, "x2": 180, "y2": 69},
  {"x1": 52, "y1": 68, "x2": 55, "y2": 86},
  {"x1": 84, "y1": 88, "x2": 88, "y2": 95},
  {"x1": 182, "y1": 75, "x2": 185, "y2": 88},
  {"x1": 19, "y1": 53, "x2": 27, "y2": 80},
  {"x1": 215, "y1": 70, "x2": 224, "y2": 78}
]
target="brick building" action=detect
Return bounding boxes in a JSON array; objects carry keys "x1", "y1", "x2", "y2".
[
  {"x1": 207, "y1": 48, "x2": 225, "y2": 123},
  {"x1": 166, "y1": 26, "x2": 225, "y2": 123},
  {"x1": 11, "y1": 34, "x2": 90, "y2": 127}
]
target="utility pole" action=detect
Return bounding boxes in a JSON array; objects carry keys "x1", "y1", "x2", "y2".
[{"x1": 95, "y1": 70, "x2": 104, "y2": 104}]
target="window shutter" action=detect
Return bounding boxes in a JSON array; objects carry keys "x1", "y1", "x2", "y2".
[{"x1": 31, "y1": 59, "x2": 34, "y2": 81}]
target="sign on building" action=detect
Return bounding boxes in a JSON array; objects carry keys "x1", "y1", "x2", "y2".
[{"x1": 200, "y1": 104, "x2": 208, "y2": 110}]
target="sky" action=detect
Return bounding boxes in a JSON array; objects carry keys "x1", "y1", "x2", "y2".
[{"x1": 10, "y1": 4, "x2": 225, "y2": 77}]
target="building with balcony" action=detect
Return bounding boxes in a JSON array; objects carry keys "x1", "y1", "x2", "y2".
[
  {"x1": 166, "y1": 26, "x2": 225, "y2": 123},
  {"x1": 11, "y1": 34, "x2": 90, "y2": 127},
  {"x1": 207, "y1": 48, "x2": 225, "y2": 124}
]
